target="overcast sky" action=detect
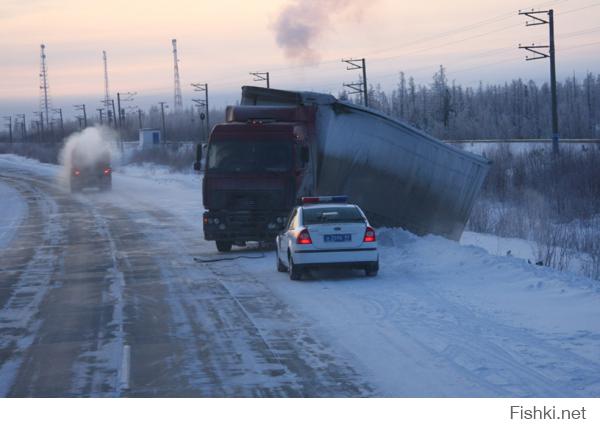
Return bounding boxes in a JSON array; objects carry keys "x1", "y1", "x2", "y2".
[{"x1": 1, "y1": 0, "x2": 599, "y2": 118}]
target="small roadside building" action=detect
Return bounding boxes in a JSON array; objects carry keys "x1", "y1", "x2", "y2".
[{"x1": 139, "y1": 128, "x2": 161, "y2": 149}]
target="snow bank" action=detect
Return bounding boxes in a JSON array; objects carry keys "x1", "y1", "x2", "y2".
[{"x1": 0, "y1": 182, "x2": 27, "y2": 249}]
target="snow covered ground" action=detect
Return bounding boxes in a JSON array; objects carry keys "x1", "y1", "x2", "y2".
[
  {"x1": 0, "y1": 181, "x2": 26, "y2": 249},
  {"x1": 1, "y1": 154, "x2": 599, "y2": 397}
]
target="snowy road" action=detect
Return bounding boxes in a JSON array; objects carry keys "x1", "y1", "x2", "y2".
[{"x1": 1, "y1": 154, "x2": 599, "y2": 397}]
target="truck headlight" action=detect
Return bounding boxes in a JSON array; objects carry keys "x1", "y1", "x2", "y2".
[{"x1": 213, "y1": 218, "x2": 220, "y2": 224}]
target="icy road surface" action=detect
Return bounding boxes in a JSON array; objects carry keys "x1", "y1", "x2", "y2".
[{"x1": 1, "y1": 154, "x2": 599, "y2": 397}]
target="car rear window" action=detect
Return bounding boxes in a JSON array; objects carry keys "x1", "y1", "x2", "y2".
[{"x1": 302, "y1": 206, "x2": 365, "y2": 225}]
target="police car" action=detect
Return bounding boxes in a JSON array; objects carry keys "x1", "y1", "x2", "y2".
[{"x1": 275, "y1": 196, "x2": 379, "y2": 280}]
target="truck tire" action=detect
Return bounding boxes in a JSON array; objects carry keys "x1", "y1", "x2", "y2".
[
  {"x1": 216, "y1": 240, "x2": 232, "y2": 253},
  {"x1": 276, "y1": 253, "x2": 287, "y2": 272},
  {"x1": 288, "y1": 254, "x2": 303, "y2": 281}
]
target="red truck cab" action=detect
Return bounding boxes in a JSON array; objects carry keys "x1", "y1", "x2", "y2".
[{"x1": 202, "y1": 106, "x2": 313, "y2": 252}]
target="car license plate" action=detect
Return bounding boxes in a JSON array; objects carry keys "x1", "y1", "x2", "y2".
[{"x1": 324, "y1": 234, "x2": 351, "y2": 242}]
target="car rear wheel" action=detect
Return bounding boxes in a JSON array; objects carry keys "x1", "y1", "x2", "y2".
[
  {"x1": 365, "y1": 260, "x2": 379, "y2": 277},
  {"x1": 216, "y1": 240, "x2": 232, "y2": 253},
  {"x1": 288, "y1": 254, "x2": 302, "y2": 280},
  {"x1": 276, "y1": 252, "x2": 287, "y2": 272}
]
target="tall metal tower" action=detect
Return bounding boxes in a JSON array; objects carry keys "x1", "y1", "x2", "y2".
[
  {"x1": 172, "y1": 39, "x2": 183, "y2": 112},
  {"x1": 102, "y1": 51, "x2": 111, "y2": 119},
  {"x1": 39, "y1": 44, "x2": 51, "y2": 127}
]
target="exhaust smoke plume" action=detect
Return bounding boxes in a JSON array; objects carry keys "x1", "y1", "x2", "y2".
[
  {"x1": 273, "y1": 0, "x2": 366, "y2": 62},
  {"x1": 58, "y1": 126, "x2": 116, "y2": 189}
]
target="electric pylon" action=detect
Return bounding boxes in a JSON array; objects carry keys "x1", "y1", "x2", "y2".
[
  {"x1": 39, "y1": 44, "x2": 51, "y2": 127},
  {"x1": 172, "y1": 39, "x2": 183, "y2": 112},
  {"x1": 102, "y1": 51, "x2": 111, "y2": 123}
]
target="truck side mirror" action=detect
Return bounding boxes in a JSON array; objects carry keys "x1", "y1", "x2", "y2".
[
  {"x1": 301, "y1": 147, "x2": 309, "y2": 165},
  {"x1": 193, "y1": 161, "x2": 202, "y2": 171}
]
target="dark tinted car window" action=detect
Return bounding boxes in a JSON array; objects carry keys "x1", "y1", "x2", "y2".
[{"x1": 302, "y1": 206, "x2": 365, "y2": 225}]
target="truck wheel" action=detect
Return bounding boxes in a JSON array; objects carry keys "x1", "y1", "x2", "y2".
[
  {"x1": 365, "y1": 260, "x2": 379, "y2": 277},
  {"x1": 288, "y1": 254, "x2": 303, "y2": 280},
  {"x1": 216, "y1": 240, "x2": 232, "y2": 253},
  {"x1": 276, "y1": 253, "x2": 287, "y2": 273}
]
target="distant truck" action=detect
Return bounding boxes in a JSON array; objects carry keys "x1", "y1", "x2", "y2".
[
  {"x1": 201, "y1": 86, "x2": 490, "y2": 252},
  {"x1": 70, "y1": 146, "x2": 112, "y2": 193}
]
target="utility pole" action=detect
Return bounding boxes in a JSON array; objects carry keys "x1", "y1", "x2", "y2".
[
  {"x1": 159, "y1": 102, "x2": 168, "y2": 143},
  {"x1": 342, "y1": 58, "x2": 368, "y2": 107},
  {"x1": 48, "y1": 121, "x2": 55, "y2": 143},
  {"x1": 3, "y1": 116, "x2": 12, "y2": 143},
  {"x1": 34, "y1": 111, "x2": 45, "y2": 136},
  {"x1": 33, "y1": 119, "x2": 41, "y2": 142},
  {"x1": 519, "y1": 8, "x2": 559, "y2": 155},
  {"x1": 249, "y1": 72, "x2": 270, "y2": 88},
  {"x1": 191, "y1": 83, "x2": 210, "y2": 142},
  {"x1": 137, "y1": 108, "x2": 143, "y2": 129},
  {"x1": 97, "y1": 108, "x2": 104, "y2": 125},
  {"x1": 74, "y1": 104, "x2": 87, "y2": 128},
  {"x1": 52, "y1": 108, "x2": 64, "y2": 139},
  {"x1": 111, "y1": 99, "x2": 117, "y2": 129},
  {"x1": 17, "y1": 114, "x2": 26, "y2": 140},
  {"x1": 116, "y1": 92, "x2": 136, "y2": 127},
  {"x1": 117, "y1": 92, "x2": 122, "y2": 128}
]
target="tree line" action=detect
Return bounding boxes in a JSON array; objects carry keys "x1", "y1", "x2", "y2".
[
  {"x1": 351, "y1": 66, "x2": 600, "y2": 140},
  {"x1": 2, "y1": 66, "x2": 600, "y2": 143}
]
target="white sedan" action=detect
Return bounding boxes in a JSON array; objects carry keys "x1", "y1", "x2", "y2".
[{"x1": 275, "y1": 196, "x2": 379, "y2": 280}]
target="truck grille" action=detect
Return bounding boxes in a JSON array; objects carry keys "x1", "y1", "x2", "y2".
[{"x1": 211, "y1": 190, "x2": 287, "y2": 210}]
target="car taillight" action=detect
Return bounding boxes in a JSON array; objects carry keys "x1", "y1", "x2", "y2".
[
  {"x1": 103, "y1": 168, "x2": 111, "y2": 175},
  {"x1": 73, "y1": 169, "x2": 81, "y2": 176},
  {"x1": 297, "y1": 229, "x2": 312, "y2": 245},
  {"x1": 363, "y1": 226, "x2": 376, "y2": 243}
]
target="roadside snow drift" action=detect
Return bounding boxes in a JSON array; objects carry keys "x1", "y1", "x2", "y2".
[{"x1": 0, "y1": 181, "x2": 27, "y2": 249}]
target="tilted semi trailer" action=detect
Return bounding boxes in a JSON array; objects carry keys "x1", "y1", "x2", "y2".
[{"x1": 201, "y1": 86, "x2": 491, "y2": 252}]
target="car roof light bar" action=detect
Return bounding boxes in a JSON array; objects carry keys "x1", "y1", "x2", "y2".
[{"x1": 301, "y1": 195, "x2": 348, "y2": 204}]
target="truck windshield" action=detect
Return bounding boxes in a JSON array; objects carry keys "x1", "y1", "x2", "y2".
[{"x1": 207, "y1": 140, "x2": 292, "y2": 173}]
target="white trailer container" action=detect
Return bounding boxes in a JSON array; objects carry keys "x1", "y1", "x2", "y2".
[{"x1": 241, "y1": 86, "x2": 491, "y2": 240}]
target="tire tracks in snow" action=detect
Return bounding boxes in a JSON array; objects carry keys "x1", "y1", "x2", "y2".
[
  {"x1": 358, "y1": 264, "x2": 600, "y2": 396},
  {"x1": 0, "y1": 176, "x2": 63, "y2": 396},
  {"x1": 0, "y1": 171, "x2": 128, "y2": 396},
  {"x1": 109, "y1": 204, "x2": 372, "y2": 397}
]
